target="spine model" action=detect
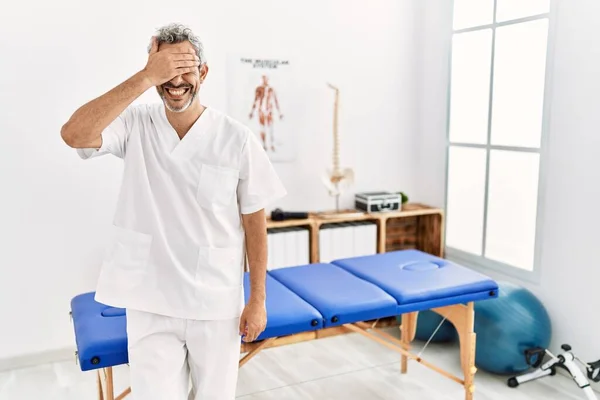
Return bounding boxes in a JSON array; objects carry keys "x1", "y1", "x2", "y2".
[{"x1": 323, "y1": 83, "x2": 354, "y2": 211}]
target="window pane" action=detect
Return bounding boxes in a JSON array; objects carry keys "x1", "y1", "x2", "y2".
[
  {"x1": 485, "y1": 150, "x2": 539, "y2": 270},
  {"x1": 496, "y1": 0, "x2": 550, "y2": 22},
  {"x1": 446, "y1": 146, "x2": 487, "y2": 255},
  {"x1": 453, "y1": 0, "x2": 494, "y2": 30},
  {"x1": 449, "y1": 30, "x2": 492, "y2": 144},
  {"x1": 491, "y1": 19, "x2": 549, "y2": 148}
]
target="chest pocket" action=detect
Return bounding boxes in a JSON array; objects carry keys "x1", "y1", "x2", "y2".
[{"x1": 196, "y1": 164, "x2": 239, "y2": 211}]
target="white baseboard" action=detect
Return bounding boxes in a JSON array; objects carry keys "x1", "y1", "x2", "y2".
[{"x1": 0, "y1": 347, "x2": 75, "y2": 373}]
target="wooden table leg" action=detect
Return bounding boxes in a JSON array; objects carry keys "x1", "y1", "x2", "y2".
[
  {"x1": 115, "y1": 387, "x2": 131, "y2": 400},
  {"x1": 106, "y1": 367, "x2": 115, "y2": 400},
  {"x1": 98, "y1": 367, "x2": 130, "y2": 400},
  {"x1": 239, "y1": 337, "x2": 277, "y2": 367},
  {"x1": 431, "y1": 303, "x2": 477, "y2": 399},
  {"x1": 458, "y1": 303, "x2": 476, "y2": 400},
  {"x1": 400, "y1": 312, "x2": 418, "y2": 373},
  {"x1": 97, "y1": 370, "x2": 104, "y2": 400}
]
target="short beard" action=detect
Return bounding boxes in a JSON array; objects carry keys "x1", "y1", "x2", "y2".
[{"x1": 159, "y1": 87, "x2": 197, "y2": 113}]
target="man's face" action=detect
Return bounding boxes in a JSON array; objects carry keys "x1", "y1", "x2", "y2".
[
  {"x1": 156, "y1": 41, "x2": 207, "y2": 113},
  {"x1": 262, "y1": 75, "x2": 269, "y2": 85}
]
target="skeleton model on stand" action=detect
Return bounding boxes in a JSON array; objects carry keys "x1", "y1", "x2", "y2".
[{"x1": 322, "y1": 83, "x2": 354, "y2": 212}]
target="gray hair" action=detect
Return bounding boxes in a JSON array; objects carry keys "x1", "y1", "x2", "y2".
[{"x1": 149, "y1": 23, "x2": 207, "y2": 65}]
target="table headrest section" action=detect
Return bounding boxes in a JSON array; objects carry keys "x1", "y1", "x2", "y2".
[
  {"x1": 269, "y1": 263, "x2": 398, "y2": 327},
  {"x1": 70, "y1": 292, "x2": 128, "y2": 371},
  {"x1": 331, "y1": 250, "x2": 498, "y2": 305}
]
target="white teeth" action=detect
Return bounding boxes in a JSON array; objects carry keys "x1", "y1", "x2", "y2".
[{"x1": 167, "y1": 88, "x2": 186, "y2": 96}]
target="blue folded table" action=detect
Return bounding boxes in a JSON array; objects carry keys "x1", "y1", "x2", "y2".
[{"x1": 71, "y1": 249, "x2": 498, "y2": 400}]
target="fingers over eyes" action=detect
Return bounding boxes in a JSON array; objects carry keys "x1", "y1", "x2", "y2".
[
  {"x1": 164, "y1": 48, "x2": 197, "y2": 55},
  {"x1": 172, "y1": 54, "x2": 199, "y2": 61}
]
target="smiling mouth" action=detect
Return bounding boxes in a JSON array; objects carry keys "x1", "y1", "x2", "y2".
[{"x1": 164, "y1": 87, "x2": 191, "y2": 100}]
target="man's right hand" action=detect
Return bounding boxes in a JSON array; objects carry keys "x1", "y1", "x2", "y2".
[
  {"x1": 142, "y1": 37, "x2": 200, "y2": 87},
  {"x1": 60, "y1": 37, "x2": 201, "y2": 149}
]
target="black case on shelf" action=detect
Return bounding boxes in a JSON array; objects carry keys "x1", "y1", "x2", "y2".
[{"x1": 355, "y1": 192, "x2": 401, "y2": 213}]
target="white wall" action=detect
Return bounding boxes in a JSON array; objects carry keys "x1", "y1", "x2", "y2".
[
  {"x1": 416, "y1": 0, "x2": 600, "y2": 361},
  {"x1": 0, "y1": 0, "x2": 419, "y2": 364}
]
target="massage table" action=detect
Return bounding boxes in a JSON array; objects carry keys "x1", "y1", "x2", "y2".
[{"x1": 70, "y1": 249, "x2": 498, "y2": 400}]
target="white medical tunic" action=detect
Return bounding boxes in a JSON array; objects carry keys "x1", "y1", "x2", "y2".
[{"x1": 77, "y1": 103, "x2": 287, "y2": 320}]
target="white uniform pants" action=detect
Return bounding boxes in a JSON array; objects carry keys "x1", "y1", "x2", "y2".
[{"x1": 126, "y1": 309, "x2": 240, "y2": 400}]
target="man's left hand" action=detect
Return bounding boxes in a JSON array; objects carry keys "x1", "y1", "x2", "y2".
[{"x1": 239, "y1": 300, "x2": 267, "y2": 342}]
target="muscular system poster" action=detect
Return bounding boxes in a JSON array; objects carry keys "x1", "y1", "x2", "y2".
[{"x1": 226, "y1": 55, "x2": 296, "y2": 162}]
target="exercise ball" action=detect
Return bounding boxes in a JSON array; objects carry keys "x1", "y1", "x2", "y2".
[
  {"x1": 414, "y1": 310, "x2": 458, "y2": 343},
  {"x1": 474, "y1": 281, "x2": 552, "y2": 375}
]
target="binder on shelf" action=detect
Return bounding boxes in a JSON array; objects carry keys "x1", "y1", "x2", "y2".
[
  {"x1": 266, "y1": 227, "x2": 310, "y2": 270},
  {"x1": 318, "y1": 221, "x2": 378, "y2": 262}
]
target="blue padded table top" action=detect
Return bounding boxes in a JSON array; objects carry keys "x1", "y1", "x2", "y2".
[
  {"x1": 70, "y1": 292, "x2": 128, "y2": 371},
  {"x1": 244, "y1": 273, "x2": 323, "y2": 341},
  {"x1": 269, "y1": 263, "x2": 397, "y2": 328},
  {"x1": 331, "y1": 250, "x2": 498, "y2": 309}
]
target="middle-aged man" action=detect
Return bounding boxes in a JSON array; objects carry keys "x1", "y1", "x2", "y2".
[{"x1": 61, "y1": 23, "x2": 286, "y2": 400}]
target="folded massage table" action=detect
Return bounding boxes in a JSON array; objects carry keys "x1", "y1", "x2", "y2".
[{"x1": 70, "y1": 249, "x2": 498, "y2": 400}]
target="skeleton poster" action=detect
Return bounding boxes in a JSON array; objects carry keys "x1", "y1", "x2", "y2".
[{"x1": 226, "y1": 56, "x2": 297, "y2": 162}]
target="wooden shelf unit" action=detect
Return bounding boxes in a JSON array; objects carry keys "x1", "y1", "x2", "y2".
[{"x1": 265, "y1": 203, "x2": 444, "y2": 262}]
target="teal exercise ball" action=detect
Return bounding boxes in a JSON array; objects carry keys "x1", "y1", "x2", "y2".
[
  {"x1": 414, "y1": 310, "x2": 458, "y2": 343},
  {"x1": 474, "y1": 281, "x2": 552, "y2": 375}
]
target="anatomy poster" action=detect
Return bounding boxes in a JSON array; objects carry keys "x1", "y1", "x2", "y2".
[{"x1": 226, "y1": 55, "x2": 297, "y2": 162}]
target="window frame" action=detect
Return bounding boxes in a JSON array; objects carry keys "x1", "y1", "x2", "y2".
[{"x1": 443, "y1": 0, "x2": 558, "y2": 283}]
